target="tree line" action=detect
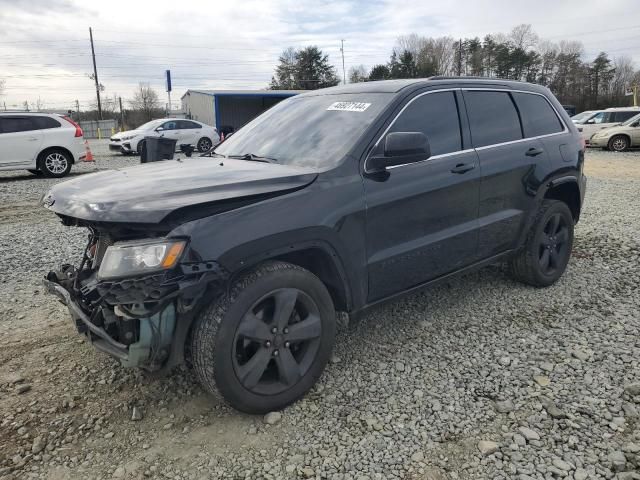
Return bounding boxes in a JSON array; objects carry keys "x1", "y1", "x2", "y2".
[{"x1": 271, "y1": 24, "x2": 639, "y2": 112}]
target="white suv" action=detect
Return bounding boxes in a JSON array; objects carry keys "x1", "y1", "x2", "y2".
[
  {"x1": 109, "y1": 118, "x2": 219, "y2": 155},
  {"x1": 0, "y1": 113, "x2": 86, "y2": 177}
]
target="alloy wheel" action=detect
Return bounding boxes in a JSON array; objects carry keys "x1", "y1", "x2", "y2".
[
  {"x1": 232, "y1": 288, "x2": 322, "y2": 395},
  {"x1": 538, "y1": 213, "x2": 569, "y2": 275},
  {"x1": 198, "y1": 138, "x2": 212, "y2": 152},
  {"x1": 45, "y1": 153, "x2": 68, "y2": 175},
  {"x1": 611, "y1": 137, "x2": 628, "y2": 152}
]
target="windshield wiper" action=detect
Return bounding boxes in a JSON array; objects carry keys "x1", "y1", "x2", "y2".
[{"x1": 227, "y1": 153, "x2": 279, "y2": 164}]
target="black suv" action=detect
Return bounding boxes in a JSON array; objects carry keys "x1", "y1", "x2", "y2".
[{"x1": 42, "y1": 78, "x2": 586, "y2": 413}]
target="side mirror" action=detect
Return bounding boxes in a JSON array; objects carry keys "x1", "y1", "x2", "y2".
[
  {"x1": 368, "y1": 132, "x2": 431, "y2": 172},
  {"x1": 632, "y1": 122, "x2": 640, "y2": 128},
  {"x1": 155, "y1": 127, "x2": 164, "y2": 132},
  {"x1": 585, "y1": 119, "x2": 595, "y2": 125}
]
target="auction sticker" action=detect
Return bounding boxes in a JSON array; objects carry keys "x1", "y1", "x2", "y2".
[{"x1": 327, "y1": 101, "x2": 371, "y2": 112}]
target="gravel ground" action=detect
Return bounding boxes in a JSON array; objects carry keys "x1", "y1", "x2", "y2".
[{"x1": 0, "y1": 141, "x2": 639, "y2": 480}]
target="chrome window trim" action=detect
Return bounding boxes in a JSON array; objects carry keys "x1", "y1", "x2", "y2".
[{"x1": 364, "y1": 86, "x2": 569, "y2": 173}]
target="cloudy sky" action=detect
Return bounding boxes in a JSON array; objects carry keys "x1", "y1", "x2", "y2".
[{"x1": 0, "y1": 0, "x2": 638, "y2": 110}]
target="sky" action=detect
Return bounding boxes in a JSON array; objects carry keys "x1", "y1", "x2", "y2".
[{"x1": 1, "y1": 0, "x2": 639, "y2": 111}]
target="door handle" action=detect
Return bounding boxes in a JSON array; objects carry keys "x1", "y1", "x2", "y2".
[
  {"x1": 450, "y1": 163, "x2": 475, "y2": 174},
  {"x1": 27, "y1": 137, "x2": 39, "y2": 141},
  {"x1": 525, "y1": 147, "x2": 544, "y2": 157}
]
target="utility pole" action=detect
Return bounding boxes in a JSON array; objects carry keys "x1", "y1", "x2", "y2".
[
  {"x1": 118, "y1": 96, "x2": 124, "y2": 129},
  {"x1": 340, "y1": 39, "x2": 346, "y2": 85},
  {"x1": 75, "y1": 99, "x2": 80, "y2": 120},
  {"x1": 89, "y1": 27, "x2": 102, "y2": 120},
  {"x1": 457, "y1": 39, "x2": 463, "y2": 76}
]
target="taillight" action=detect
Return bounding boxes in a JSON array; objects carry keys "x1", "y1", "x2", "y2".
[
  {"x1": 62, "y1": 116, "x2": 83, "y2": 137},
  {"x1": 580, "y1": 137, "x2": 586, "y2": 150}
]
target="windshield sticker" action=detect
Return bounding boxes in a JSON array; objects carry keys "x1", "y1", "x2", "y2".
[{"x1": 327, "y1": 102, "x2": 371, "y2": 112}]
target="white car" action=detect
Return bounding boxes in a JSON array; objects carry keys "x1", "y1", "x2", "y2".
[
  {"x1": 109, "y1": 118, "x2": 219, "y2": 155},
  {"x1": 572, "y1": 107, "x2": 640, "y2": 144},
  {"x1": 0, "y1": 113, "x2": 86, "y2": 178}
]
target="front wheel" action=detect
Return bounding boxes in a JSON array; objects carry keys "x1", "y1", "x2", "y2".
[
  {"x1": 191, "y1": 261, "x2": 336, "y2": 414},
  {"x1": 509, "y1": 200, "x2": 574, "y2": 287},
  {"x1": 608, "y1": 135, "x2": 629, "y2": 152}
]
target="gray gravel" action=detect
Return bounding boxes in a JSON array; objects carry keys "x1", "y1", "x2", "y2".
[{"x1": 0, "y1": 143, "x2": 639, "y2": 479}]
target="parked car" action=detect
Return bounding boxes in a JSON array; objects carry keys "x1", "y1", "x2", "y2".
[
  {"x1": 588, "y1": 112, "x2": 640, "y2": 151},
  {"x1": 0, "y1": 112, "x2": 86, "y2": 177},
  {"x1": 42, "y1": 78, "x2": 585, "y2": 413},
  {"x1": 571, "y1": 110, "x2": 597, "y2": 123},
  {"x1": 109, "y1": 118, "x2": 219, "y2": 155},
  {"x1": 573, "y1": 107, "x2": 640, "y2": 144}
]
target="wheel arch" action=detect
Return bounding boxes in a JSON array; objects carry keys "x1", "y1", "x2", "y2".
[
  {"x1": 608, "y1": 133, "x2": 631, "y2": 149},
  {"x1": 37, "y1": 146, "x2": 75, "y2": 165},
  {"x1": 543, "y1": 176, "x2": 582, "y2": 221},
  {"x1": 222, "y1": 240, "x2": 353, "y2": 313}
]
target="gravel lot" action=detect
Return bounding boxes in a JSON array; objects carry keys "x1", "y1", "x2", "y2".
[{"x1": 0, "y1": 141, "x2": 639, "y2": 480}]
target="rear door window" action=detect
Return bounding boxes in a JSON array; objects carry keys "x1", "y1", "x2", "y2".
[
  {"x1": 464, "y1": 91, "x2": 522, "y2": 148},
  {"x1": 512, "y1": 92, "x2": 564, "y2": 137},
  {"x1": 0, "y1": 117, "x2": 35, "y2": 134},
  {"x1": 614, "y1": 111, "x2": 637, "y2": 122},
  {"x1": 387, "y1": 91, "x2": 462, "y2": 156},
  {"x1": 178, "y1": 120, "x2": 201, "y2": 129}
]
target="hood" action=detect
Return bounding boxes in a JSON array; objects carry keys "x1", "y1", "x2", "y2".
[
  {"x1": 111, "y1": 129, "x2": 144, "y2": 139},
  {"x1": 594, "y1": 125, "x2": 628, "y2": 136},
  {"x1": 42, "y1": 158, "x2": 318, "y2": 225}
]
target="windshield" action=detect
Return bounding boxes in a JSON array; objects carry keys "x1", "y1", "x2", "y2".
[
  {"x1": 571, "y1": 111, "x2": 595, "y2": 123},
  {"x1": 621, "y1": 112, "x2": 640, "y2": 126},
  {"x1": 214, "y1": 93, "x2": 393, "y2": 168},
  {"x1": 137, "y1": 119, "x2": 165, "y2": 131}
]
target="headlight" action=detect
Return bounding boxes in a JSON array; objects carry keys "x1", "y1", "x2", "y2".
[
  {"x1": 98, "y1": 239, "x2": 186, "y2": 280},
  {"x1": 121, "y1": 135, "x2": 135, "y2": 141}
]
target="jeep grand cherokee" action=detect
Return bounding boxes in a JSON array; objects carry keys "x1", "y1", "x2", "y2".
[{"x1": 42, "y1": 78, "x2": 586, "y2": 414}]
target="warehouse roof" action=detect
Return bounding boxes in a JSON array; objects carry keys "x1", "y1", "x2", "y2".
[{"x1": 181, "y1": 89, "x2": 304, "y2": 99}]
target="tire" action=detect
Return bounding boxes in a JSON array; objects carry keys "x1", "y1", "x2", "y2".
[
  {"x1": 608, "y1": 135, "x2": 629, "y2": 152},
  {"x1": 27, "y1": 169, "x2": 42, "y2": 176},
  {"x1": 509, "y1": 200, "x2": 574, "y2": 287},
  {"x1": 136, "y1": 140, "x2": 145, "y2": 156},
  {"x1": 197, "y1": 137, "x2": 212, "y2": 153},
  {"x1": 191, "y1": 261, "x2": 336, "y2": 414},
  {"x1": 38, "y1": 149, "x2": 72, "y2": 178}
]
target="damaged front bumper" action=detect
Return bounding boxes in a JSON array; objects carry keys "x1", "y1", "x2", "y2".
[{"x1": 44, "y1": 261, "x2": 227, "y2": 372}]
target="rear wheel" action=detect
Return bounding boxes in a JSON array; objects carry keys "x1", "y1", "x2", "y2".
[
  {"x1": 608, "y1": 135, "x2": 629, "y2": 152},
  {"x1": 197, "y1": 137, "x2": 212, "y2": 152},
  {"x1": 38, "y1": 149, "x2": 72, "y2": 178},
  {"x1": 191, "y1": 261, "x2": 336, "y2": 414},
  {"x1": 509, "y1": 200, "x2": 574, "y2": 287}
]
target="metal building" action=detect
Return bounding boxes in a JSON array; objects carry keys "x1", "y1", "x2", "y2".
[{"x1": 180, "y1": 90, "x2": 302, "y2": 135}]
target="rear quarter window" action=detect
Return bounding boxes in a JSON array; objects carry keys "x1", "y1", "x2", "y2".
[
  {"x1": 512, "y1": 92, "x2": 564, "y2": 137},
  {"x1": 32, "y1": 116, "x2": 62, "y2": 130}
]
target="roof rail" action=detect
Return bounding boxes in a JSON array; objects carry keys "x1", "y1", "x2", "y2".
[{"x1": 428, "y1": 75, "x2": 517, "y2": 82}]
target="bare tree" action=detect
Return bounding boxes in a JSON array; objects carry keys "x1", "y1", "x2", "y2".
[
  {"x1": 129, "y1": 83, "x2": 160, "y2": 121},
  {"x1": 510, "y1": 24, "x2": 538, "y2": 50},
  {"x1": 394, "y1": 34, "x2": 428, "y2": 59},
  {"x1": 0, "y1": 79, "x2": 5, "y2": 98},
  {"x1": 611, "y1": 56, "x2": 635, "y2": 96},
  {"x1": 349, "y1": 65, "x2": 369, "y2": 83}
]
